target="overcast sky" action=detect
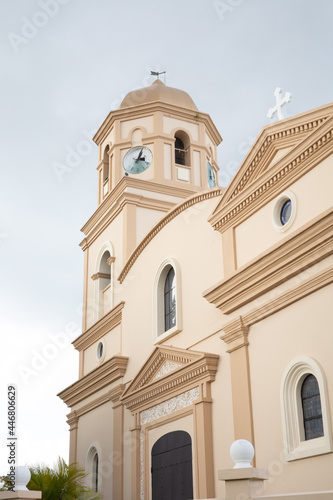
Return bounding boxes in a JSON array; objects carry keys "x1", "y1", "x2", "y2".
[{"x1": 1, "y1": 0, "x2": 332, "y2": 474}]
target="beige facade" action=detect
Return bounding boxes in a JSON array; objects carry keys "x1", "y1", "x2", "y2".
[{"x1": 58, "y1": 80, "x2": 333, "y2": 499}]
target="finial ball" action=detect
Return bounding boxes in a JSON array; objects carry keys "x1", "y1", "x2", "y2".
[
  {"x1": 230, "y1": 439, "x2": 254, "y2": 469},
  {"x1": 15, "y1": 465, "x2": 31, "y2": 490}
]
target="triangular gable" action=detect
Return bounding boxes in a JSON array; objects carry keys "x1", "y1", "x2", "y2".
[
  {"x1": 213, "y1": 103, "x2": 333, "y2": 216},
  {"x1": 120, "y1": 346, "x2": 219, "y2": 413}
]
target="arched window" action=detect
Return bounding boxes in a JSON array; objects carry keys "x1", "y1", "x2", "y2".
[
  {"x1": 93, "y1": 244, "x2": 114, "y2": 322},
  {"x1": 86, "y1": 445, "x2": 101, "y2": 493},
  {"x1": 98, "y1": 251, "x2": 111, "y2": 319},
  {"x1": 103, "y1": 145, "x2": 110, "y2": 182},
  {"x1": 164, "y1": 267, "x2": 176, "y2": 331},
  {"x1": 175, "y1": 137, "x2": 185, "y2": 165},
  {"x1": 280, "y1": 356, "x2": 332, "y2": 461},
  {"x1": 301, "y1": 374, "x2": 324, "y2": 440},
  {"x1": 153, "y1": 259, "x2": 182, "y2": 343},
  {"x1": 92, "y1": 452, "x2": 99, "y2": 492},
  {"x1": 174, "y1": 131, "x2": 190, "y2": 167}
]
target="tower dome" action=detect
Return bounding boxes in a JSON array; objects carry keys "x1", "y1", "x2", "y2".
[{"x1": 120, "y1": 79, "x2": 198, "y2": 111}]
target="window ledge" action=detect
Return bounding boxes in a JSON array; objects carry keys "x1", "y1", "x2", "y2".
[
  {"x1": 154, "y1": 327, "x2": 182, "y2": 345},
  {"x1": 285, "y1": 436, "x2": 333, "y2": 461}
]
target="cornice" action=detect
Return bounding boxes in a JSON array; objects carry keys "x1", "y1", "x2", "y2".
[
  {"x1": 120, "y1": 348, "x2": 219, "y2": 414},
  {"x1": 220, "y1": 316, "x2": 249, "y2": 353},
  {"x1": 118, "y1": 188, "x2": 223, "y2": 283},
  {"x1": 65, "y1": 384, "x2": 126, "y2": 424},
  {"x1": 228, "y1": 106, "x2": 332, "y2": 201},
  {"x1": 80, "y1": 192, "x2": 180, "y2": 251},
  {"x1": 210, "y1": 113, "x2": 333, "y2": 232},
  {"x1": 67, "y1": 410, "x2": 78, "y2": 428},
  {"x1": 204, "y1": 207, "x2": 333, "y2": 314},
  {"x1": 244, "y1": 264, "x2": 333, "y2": 326},
  {"x1": 221, "y1": 265, "x2": 333, "y2": 348},
  {"x1": 93, "y1": 101, "x2": 222, "y2": 146},
  {"x1": 58, "y1": 355, "x2": 128, "y2": 408},
  {"x1": 80, "y1": 176, "x2": 196, "y2": 242},
  {"x1": 128, "y1": 346, "x2": 204, "y2": 392},
  {"x1": 108, "y1": 133, "x2": 210, "y2": 150},
  {"x1": 73, "y1": 301, "x2": 125, "y2": 351}
]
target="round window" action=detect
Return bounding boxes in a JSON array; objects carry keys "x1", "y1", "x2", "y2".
[
  {"x1": 97, "y1": 341, "x2": 104, "y2": 361},
  {"x1": 280, "y1": 199, "x2": 292, "y2": 225},
  {"x1": 272, "y1": 191, "x2": 296, "y2": 232}
]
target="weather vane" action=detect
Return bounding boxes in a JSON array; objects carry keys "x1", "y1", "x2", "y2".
[
  {"x1": 267, "y1": 87, "x2": 292, "y2": 121},
  {"x1": 150, "y1": 70, "x2": 166, "y2": 81}
]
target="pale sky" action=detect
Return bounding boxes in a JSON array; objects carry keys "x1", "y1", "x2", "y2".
[{"x1": 1, "y1": 0, "x2": 332, "y2": 473}]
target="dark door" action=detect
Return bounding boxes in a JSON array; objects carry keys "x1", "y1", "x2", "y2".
[{"x1": 151, "y1": 430, "x2": 193, "y2": 500}]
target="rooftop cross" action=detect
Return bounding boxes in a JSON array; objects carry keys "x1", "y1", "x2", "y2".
[{"x1": 267, "y1": 87, "x2": 292, "y2": 120}]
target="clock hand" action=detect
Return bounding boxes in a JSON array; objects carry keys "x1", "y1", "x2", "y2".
[{"x1": 134, "y1": 148, "x2": 143, "y2": 162}]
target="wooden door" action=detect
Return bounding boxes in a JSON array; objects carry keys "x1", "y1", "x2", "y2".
[{"x1": 151, "y1": 430, "x2": 193, "y2": 500}]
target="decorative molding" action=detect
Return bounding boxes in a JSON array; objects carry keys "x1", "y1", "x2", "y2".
[
  {"x1": 125, "y1": 346, "x2": 207, "y2": 392},
  {"x1": 204, "y1": 207, "x2": 333, "y2": 314},
  {"x1": 93, "y1": 101, "x2": 222, "y2": 147},
  {"x1": 67, "y1": 410, "x2": 79, "y2": 429},
  {"x1": 220, "y1": 316, "x2": 249, "y2": 353},
  {"x1": 140, "y1": 387, "x2": 199, "y2": 426},
  {"x1": 118, "y1": 188, "x2": 222, "y2": 283},
  {"x1": 65, "y1": 384, "x2": 125, "y2": 424},
  {"x1": 73, "y1": 301, "x2": 125, "y2": 351},
  {"x1": 80, "y1": 177, "x2": 199, "y2": 250},
  {"x1": 107, "y1": 256, "x2": 116, "y2": 265},
  {"x1": 281, "y1": 356, "x2": 333, "y2": 461},
  {"x1": 221, "y1": 265, "x2": 333, "y2": 339},
  {"x1": 121, "y1": 346, "x2": 219, "y2": 413},
  {"x1": 228, "y1": 108, "x2": 332, "y2": 201},
  {"x1": 153, "y1": 361, "x2": 182, "y2": 381},
  {"x1": 210, "y1": 114, "x2": 333, "y2": 232},
  {"x1": 58, "y1": 355, "x2": 128, "y2": 407},
  {"x1": 91, "y1": 272, "x2": 110, "y2": 281}
]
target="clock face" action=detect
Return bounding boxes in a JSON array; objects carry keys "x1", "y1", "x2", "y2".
[
  {"x1": 207, "y1": 161, "x2": 216, "y2": 188},
  {"x1": 123, "y1": 146, "x2": 153, "y2": 174}
]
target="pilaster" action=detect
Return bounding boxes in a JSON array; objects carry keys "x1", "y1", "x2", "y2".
[
  {"x1": 123, "y1": 202, "x2": 137, "y2": 263},
  {"x1": 194, "y1": 391, "x2": 215, "y2": 498},
  {"x1": 67, "y1": 411, "x2": 79, "y2": 464},
  {"x1": 130, "y1": 414, "x2": 141, "y2": 500},
  {"x1": 221, "y1": 317, "x2": 255, "y2": 451},
  {"x1": 110, "y1": 385, "x2": 125, "y2": 500}
]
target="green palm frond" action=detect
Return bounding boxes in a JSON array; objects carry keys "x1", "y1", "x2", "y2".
[{"x1": 27, "y1": 457, "x2": 102, "y2": 500}]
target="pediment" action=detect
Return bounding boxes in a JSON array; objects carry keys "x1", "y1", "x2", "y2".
[
  {"x1": 210, "y1": 103, "x2": 333, "y2": 230},
  {"x1": 120, "y1": 346, "x2": 219, "y2": 413},
  {"x1": 214, "y1": 104, "x2": 333, "y2": 211}
]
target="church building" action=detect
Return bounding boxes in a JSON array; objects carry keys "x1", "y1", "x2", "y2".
[{"x1": 58, "y1": 80, "x2": 333, "y2": 499}]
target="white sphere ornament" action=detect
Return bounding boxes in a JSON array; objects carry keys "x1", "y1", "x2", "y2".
[
  {"x1": 230, "y1": 439, "x2": 254, "y2": 468},
  {"x1": 15, "y1": 465, "x2": 31, "y2": 490}
]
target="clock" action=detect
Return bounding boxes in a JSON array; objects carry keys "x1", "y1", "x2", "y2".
[
  {"x1": 207, "y1": 161, "x2": 216, "y2": 188},
  {"x1": 123, "y1": 146, "x2": 153, "y2": 174}
]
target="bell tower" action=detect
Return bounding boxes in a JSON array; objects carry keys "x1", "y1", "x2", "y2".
[
  {"x1": 80, "y1": 80, "x2": 222, "y2": 330},
  {"x1": 94, "y1": 79, "x2": 221, "y2": 222}
]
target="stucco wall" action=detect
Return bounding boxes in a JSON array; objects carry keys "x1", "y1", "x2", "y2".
[
  {"x1": 248, "y1": 283, "x2": 333, "y2": 494},
  {"x1": 235, "y1": 154, "x2": 333, "y2": 268}
]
